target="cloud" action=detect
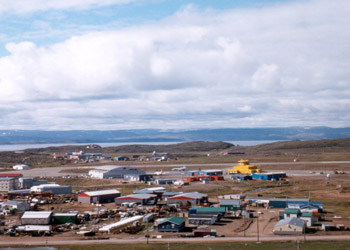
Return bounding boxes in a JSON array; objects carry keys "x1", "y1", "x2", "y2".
[
  {"x1": 0, "y1": 0, "x2": 137, "y2": 14},
  {"x1": 0, "y1": 0, "x2": 350, "y2": 129}
]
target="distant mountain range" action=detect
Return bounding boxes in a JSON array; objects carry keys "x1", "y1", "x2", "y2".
[{"x1": 0, "y1": 127, "x2": 350, "y2": 145}]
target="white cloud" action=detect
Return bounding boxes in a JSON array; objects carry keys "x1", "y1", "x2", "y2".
[
  {"x1": 0, "y1": 0, "x2": 350, "y2": 129},
  {"x1": 0, "y1": 0, "x2": 137, "y2": 14}
]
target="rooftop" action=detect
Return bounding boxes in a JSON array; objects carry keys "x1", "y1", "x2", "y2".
[{"x1": 81, "y1": 189, "x2": 121, "y2": 197}]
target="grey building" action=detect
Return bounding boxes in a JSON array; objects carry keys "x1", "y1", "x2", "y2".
[
  {"x1": 30, "y1": 184, "x2": 72, "y2": 194},
  {"x1": 0, "y1": 177, "x2": 17, "y2": 192},
  {"x1": 89, "y1": 166, "x2": 144, "y2": 179},
  {"x1": 115, "y1": 194, "x2": 158, "y2": 205},
  {"x1": 273, "y1": 217, "x2": 305, "y2": 235},
  {"x1": 19, "y1": 178, "x2": 49, "y2": 189},
  {"x1": 21, "y1": 211, "x2": 52, "y2": 225},
  {"x1": 2, "y1": 200, "x2": 30, "y2": 212}
]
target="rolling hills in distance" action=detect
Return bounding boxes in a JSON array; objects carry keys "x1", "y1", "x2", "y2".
[{"x1": 0, "y1": 127, "x2": 349, "y2": 145}]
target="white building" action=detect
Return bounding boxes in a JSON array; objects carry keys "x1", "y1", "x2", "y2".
[
  {"x1": 13, "y1": 164, "x2": 29, "y2": 170},
  {"x1": 21, "y1": 211, "x2": 52, "y2": 225},
  {"x1": 30, "y1": 184, "x2": 72, "y2": 194},
  {"x1": 88, "y1": 165, "x2": 144, "y2": 179}
]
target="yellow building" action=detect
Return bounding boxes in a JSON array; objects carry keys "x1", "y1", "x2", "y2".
[{"x1": 227, "y1": 160, "x2": 261, "y2": 175}]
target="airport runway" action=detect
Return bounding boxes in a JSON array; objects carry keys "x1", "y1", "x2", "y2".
[{"x1": 3, "y1": 161, "x2": 350, "y2": 178}]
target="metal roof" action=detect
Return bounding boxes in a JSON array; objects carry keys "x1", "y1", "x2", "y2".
[
  {"x1": 220, "y1": 200, "x2": 242, "y2": 206},
  {"x1": 169, "y1": 192, "x2": 207, "y2": 200},
  {"x1": 116, "y1": 194, "x2": 157, "y2": 200},
  {"x1": 159, "y1": 216, "x2": 185, "y2": 225},
  {"x1": 99, "y1": 215, "x2": 143, "y2": 232},
  {"x1": 275, "y1": 217, "x2": 305, "y2": 228},
  {"x1": 83, "y1": 189, "x2": 121, "y2": 197},
  {"x1": 194, "y1": 207, "x2": 226, "y2": 213},
  {"x1": 0, "y1": 173, "x2": 22, "y2": 177},
  {"x1": 22, "y1": 211, "x2": 52, "y2": 219},
  {"x1": 284, "y1": 208, "x2": 300, "y2": 214}
]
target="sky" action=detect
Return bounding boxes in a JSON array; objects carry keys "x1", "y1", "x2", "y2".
[{"x1": 0, "y1": 0, "x2": 349, "y2": 130}]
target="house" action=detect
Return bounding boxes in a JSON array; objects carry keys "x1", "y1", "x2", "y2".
[
  {"x1": 78, "y1": 189, "x2": 121, "y2": 204},
  {"x1": 115, "y1": 194, "x2": 158, "y2": 205},
  {"x1": 284, "y1": 208, "x2": 301, "y2": 219},
  {"x1": 300, "y1": 212, "x2": 317, "y2": 227},
  {"x1": 167, "y1": 192, "x2": 208, "y2": 207},
  {"x1": 12, "y1": 164, "x2": 29, "y2": 170},
  {"x1": 282, "y1": 208, "x2": 317, "y2": 227},
  {"x1": 157, "y1": 216, "x2": 185, "y2": 232},
  {"x1": 89, "y1": 166, "x2": 144, "y2": 179},
  {"x1": 273, "y1": 217, "x2": 305, "y2": 235},
  {"x1": 21, "y1": 211, "x2": 52, "y2": 225},
  {"x1": 220, "y1": 200, "x2": 243, "y2": 211}
]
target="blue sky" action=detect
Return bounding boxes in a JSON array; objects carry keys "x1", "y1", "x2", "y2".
[
  {"x1": 0, "y1": 0, "x2": 292, "y2": 56},
  {"x1": 0, "y1": 0, "x2": 349, "y2": 130}
]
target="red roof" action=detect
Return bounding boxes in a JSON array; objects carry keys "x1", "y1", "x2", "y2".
[
  {"x1": 168, "y1": 196, "x2": 195, "y2": 200},
  {"x1": 0, "y1": 173, "x2": 22, "y2": 177}
]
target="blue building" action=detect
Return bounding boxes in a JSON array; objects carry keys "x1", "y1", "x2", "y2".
[
  {"x1": 251, "y1": 172, "x2": 287, "y2": 181},
  {"x1": 157, "y1": 216, "x2": 185, "y2": 232}
]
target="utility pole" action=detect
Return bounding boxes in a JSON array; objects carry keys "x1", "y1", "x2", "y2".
[
  {"x1": 257, "y1": 215, "x2": 260, "y2": 242},
  {"x1": 243, "y1": 210, "x2": 246, "y2": 237}
]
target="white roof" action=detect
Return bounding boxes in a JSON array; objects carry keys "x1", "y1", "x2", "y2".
[
  {"x1": 99, "y1": 215, "x2": 143, "y2": 232},
  {"x1": 84, "y1": 189, "x2": 121, "y2": 196},
  {"x1": 94, "y1": 165, "x2": 123, "y2": 171},
  {"x1": 141, "y1": 187, "x2": 166, "y2": 191},
  {"x1": 22, "y1": 211, "x2": 52, "y2": 219}
]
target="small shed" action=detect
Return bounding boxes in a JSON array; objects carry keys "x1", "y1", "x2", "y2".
[
  {"x1": 21, "y1": 211, "x2": 52, "y2": 225},
  {"x1": 52, "y1": 212, "x2": 78, "y2": 224},
  {"x1": 157, "y1": 216, "x2": 185, "y2": 232}
]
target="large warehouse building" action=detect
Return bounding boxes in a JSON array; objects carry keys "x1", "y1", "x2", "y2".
[{"x1": 89, "y1": 165, "x2": 144, "y2": 179}]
